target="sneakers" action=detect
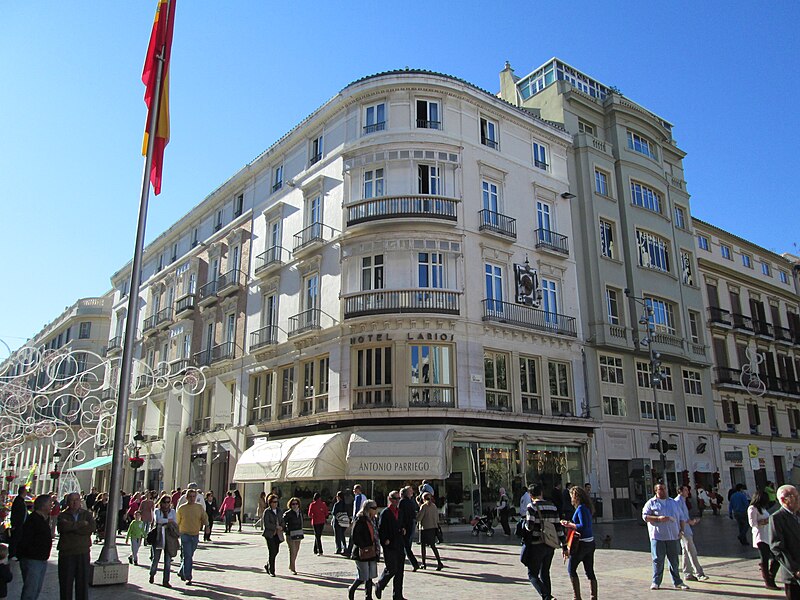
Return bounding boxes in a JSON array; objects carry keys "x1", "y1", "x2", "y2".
[
  {"x1": 650, "y1": 583, "x2": 660, "y2": 590},
  {"x1": 684, "y1": 574, "x2": 698, "y2": 581},
  {"x1": 674, "y1": 583, "x2": 690, "y2": 590},
  {"x1": 697, "y1": 575, "x2": 709, "y2": 581}
]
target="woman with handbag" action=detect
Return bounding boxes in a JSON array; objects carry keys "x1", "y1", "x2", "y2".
[
  {"x1": 332, "y1": 490, "x2": 350, "y2": 555},
  {"x1": 261, "y1": 494, "x2": 284, "y2": 576},
  {"x1": 348, "y1": 499, "x2": 379, "y2": 600},
  {"x1": 283, "y1": 497, "x2": 304, "y2": 575},
  {"x1": 417, "y1": 492, "x2": 443, "y2": 570},
  {"x1": 560, "y1": 485, "x2": 597, "y2": 600},
  {"x1": 149, "y1": 495, "x2": 178, "y2": 588}
]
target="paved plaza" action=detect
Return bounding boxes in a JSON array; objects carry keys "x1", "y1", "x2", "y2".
[{"x1": 6, "y1": 516, "x2": 785, "y2": 599}]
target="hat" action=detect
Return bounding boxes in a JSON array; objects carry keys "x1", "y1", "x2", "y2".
[{"x1": 187, "y1": 482, "x2": 200, "y2": 489}]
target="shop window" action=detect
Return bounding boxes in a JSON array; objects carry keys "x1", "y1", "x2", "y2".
[
  {"x1": 484, "y1": 351, "x2": 510, "y2": 411},
  {"x1": 548, "y1": 361, "x2": 573, "y2": 416},
  {"x1": 410, "y1": 344, "x2": 453, "y2": 408},
  {"x1": 354, "y1": 346, "x2": 393, "y2": 408}
]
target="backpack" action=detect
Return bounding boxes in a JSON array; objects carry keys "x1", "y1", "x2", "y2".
[{"x1": 536, "y1": 505, "x2": 560, "y2": 549}]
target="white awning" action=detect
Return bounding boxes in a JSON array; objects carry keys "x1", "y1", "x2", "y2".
[
  {"x1": 346, "y1": 428, "x2": 452, "y2": 480},
  {"x1": 232, "y1": 437, "x2": 302, "y2": 483},
  {"x1": 284, "y1": 432, "x2": 349, "y2": 481}
]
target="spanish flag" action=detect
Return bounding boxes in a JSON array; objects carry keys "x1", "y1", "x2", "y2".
[{"x1": 142, "y1": 0, "x2": 176, "y2": 195}]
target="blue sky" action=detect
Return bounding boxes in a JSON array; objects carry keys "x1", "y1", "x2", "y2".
[{"x1": 1, "y1": 1, "x2": 798, "y2": 352}]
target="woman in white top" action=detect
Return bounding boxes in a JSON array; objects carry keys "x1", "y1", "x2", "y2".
[
  {"x1": 747, "y1": 490, "x2": 778, "y2": 590},
  {"x1": 149, "y1": 495, "x2": 178, "y2": 588}
]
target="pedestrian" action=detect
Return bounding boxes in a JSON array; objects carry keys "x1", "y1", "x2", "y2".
[
  {"x1": 255, "y1": 491, "x2": 268, "y2": 528},
  {"x1": 219, "y1": 491, "x2": 236, "y2": 533},
  {"x1": 695, "y1": 485, "x2": 709, "y2": 518},
  {"x1": 729, "y1": 483, "x2": 750, "y2": 545},
  {"x1": 118, "y1": 490, "x2": 131, "y2": 534},
  {"x1": 496, "y1": 486, "x2": 511, "y2": 536},
  {"x1": 560, "y1": 484, "x2": 598, "y2": 600},
  {"x1": 562, "y1": 483, "x2": 573, "y2": 518},
  {"x1": 9, "y1": 485, "x2": 27, "y2": 558},
  {"x1": 92, "y1": 493, "x2": 108, "y2": 544},
  {"x1": 49, "y1": 493, "x2": 61, "y2": 538},
  {"x1": 0, "y1": 543, "x2": 11, "y2": 600},
  {"x1": 139, "y1": 491, "x2": 155, "y2": 540},
  {"x1": 56, "y1": 491, "x2": 96, "y2": 600},
  {"x1": 419, "y1": 480, "x2": 435, "y2": 498},
  {"x1": 375, "y1": 490, "x2": 405, "y2": 600},
  {"x1": 331, "y1": 490, "x2": 350, "y2": 555},
  {"x1": 769, "y1": 484, "x2": 800, "y2": 599},
  {"x1": 749, "y1": 490, "x2": 779, "y2": 589},
  {"x1": 283, "y1": 497, "x2": 304, "y2": 575},
  {"x1": 176, "y1": 483, "x2": 207, "y2": 511},
  {"x1": 232, "y1": 489, "x2": 244, "y2": 532},
  {"x1": 176, "y1": 488, "x2": 208, "y2": 586},
  {"x1": 125, "y1": 510, "x2": 146, "y2": 566},
  {"x1": 417, "y1": 492, "x2": 443, "y2": 571},
  {"x1": 126, "y1": 492, "x2": 141, "y2": 525},
  {"x1": 551, "y1": 482, "x2": 564, "y2": 518},
  {"x1": 204, "y1": 491, "x2": 218, "y2": 542},
  {"x1": 171, "y1": 488, "x2": 182, "y2": 509},
  {"x1": 347, "y1": 484, "x2": 369, "y2": 558},
  {"x1": 149, "y1": 495, "x2": 178, "y2": 588},
  {"x1": 520, "y1": 483, "x2": 565, "y2": 600},
  {"x1": 398, "y1": 486, "x2": 420, "y2": 571},
  {"x1": 261, "y1": 494, "x2": 284, "y2": 576},
  {"x1": 674, "y1": 485, "x2": 707, "y2": 582},
  {"x1": 764, "y1": 481, "x2": 778, "y2": 509},
  {"x1": 308, "y1": 492, "x2": 330, "y2": 555},
  {"x1": 519, "y1": 485, "x2": 532, "y2": 518},
  {"x1": 84, "y1": 487, "x2": 97, "y2": 513},
  {"x1": 348, "y1": 499, "x2": 379, "y2": 600},
  {"x1": 642, "y1": 482, "x2": 689, "y2": 591},
  {"x1": 16, "y1": 494, "x2": 53, "y2": 600}
]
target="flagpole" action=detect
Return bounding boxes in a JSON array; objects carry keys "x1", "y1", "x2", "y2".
[{"x1": 95, "y1": 0, "x2": 171, "y2": 576}]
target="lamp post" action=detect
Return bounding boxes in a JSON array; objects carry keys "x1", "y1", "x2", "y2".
[
  {"x1": 626, "y1": 289, "x2": 668, "y2": 483},
  {"x1": 50, "y1": 449, "x2": 62, "y2": 480}
]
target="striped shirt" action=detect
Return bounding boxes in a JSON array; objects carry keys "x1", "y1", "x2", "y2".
[{"x1": 523, "y1": 498, "x2": 566, "y2": 546}]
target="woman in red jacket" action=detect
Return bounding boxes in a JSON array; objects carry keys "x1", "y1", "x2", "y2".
[
  {"x1": 307, "y1": 493, "x2": 330, "y2": 555},
  {"x1": 219, "y1": 492, "x2": 236, "y2": 533}
]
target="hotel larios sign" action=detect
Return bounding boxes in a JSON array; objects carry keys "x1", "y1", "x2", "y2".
[{"x1": 349, "y1": 332, "x2": 454, "y2": 344}]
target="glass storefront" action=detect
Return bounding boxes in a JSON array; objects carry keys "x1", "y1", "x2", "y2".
[{"x1": 525, "y1": 444, "x2": 583, "y2": 503}]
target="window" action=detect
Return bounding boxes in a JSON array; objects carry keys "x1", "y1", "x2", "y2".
[
  {"x1": 301, "y1": 356, "x2": 329, "y2": 414},
  {"x1": 272, "y1": 165, "x2": 283, "y2": 193},
  {"x1": 363, "y1": 169, "x2": 384, "y2": 199},
  {"x1": 157, "y1": 253, "x2": 164, "y2": 271},
  {"x1": 602, "y1": 396, "x2": 626, "y2": 417},
  {"x1": 747, "y1": 403, "x2": 761, "y2": 433},
  {"x1": 788, "y1": 408, "x2": 800, "y2": 437},
  {"x1": 606, "y1": 288, "x2": 620, "y2": 325},
  {"x1": 578, "y1": 120, "x2": 595, "y2": 135},
  {"x1": 680, "y1": 251, "x2": 694, "y2": 285},
  {"x1": 640, "y1": 399, "x2": 676, "y2": 421},
  {"x1": 417, "y1": 165, "x2": 441, "y2": 195},
  {"x1": 688, "y1": 311, "x2": 701, "y2": 344},
  {"x1": 191, "y1": 227, "x2": 198, "y2": 247},
  {"x1": 361, "y1": 255, "x2": 384, "y2": 290},
  {"x1": 548, "y1": 361, "x2": 572, "y2": 416},
  {"x1": 482, "y1": 180, "x2": 500, "y2": 214},
  {"x1": 626, "y1": 131, "x2": 658, "y2": 159},
  {"x1": 594, "y1": 170, "x2": 608, "y2": 196},
  {"x1": 519, "y1": 356, "x2": 541, "y2": 414},
  {"x1": 687, "y1": 406, "x2": 706, "y2": 424},
  {"x1": 214, "y1": 210, "x2": 223, "y2": 232},
  {"x1": 682, "y1": 369, "x2": 703, "y2": 395},
  {"x1": 409, "y1": 344, "x2": 454, "y2": 407},
  {"x1": 303, "y1": 273, "x2": 319, "y2": 312},
  {"x1": 364, "y1": 102, "x2": 386, "y2": 134},
  {"x1": 645, "y1": 297, "x2": 676, "y2": 334},
  {"x1": 78, "y1": 322, "x2": 91, "y2": 339},
  {"x1": 722, "y1": 398, "x2": 741, "y2": 430},
  {"x1": 484, "y1": 351, "x2": 510, "y2": 411},
  {"x1": 261, "y1": 293, "x2": 277, "y2": 333},
  {"x1": 480, "y1": 117, "x2": 499, "y2": 149},
  {"x1": 416, "y1": 99, "x2": 440, "y2": 129},
  {"x1": 762, "y1": 262, "x2": 772, "y2": 277},
  {"x1": 484, "y1": 263, "x2": 504, "y2": 312},
  {"x1": 541, "y1": 278, "x2": 559, "y2": 325},
  {"x1": 181, "y1": 333, "x2": 191, "y2": 359},
  {"x1": 309, "y1": 134, "x2": 323, "y2": 166},
  {"x1": 630, "y1": 181, "x2": 662, "y2": 213},
  {"x1": 721, "y1": 244, "x2": 732, "y2": 260},
  {"x1": 780, "y1": 270, "x2": 789, "y2": 284},
  {"x1": 64, "y1": 327, "x2": 71, "y2": 343},
  {"x1": 673, "y1": 206, "x2": 686, "y2": 229},
  {"x1": 768, "y1": 405, "x2": 779, "y2": 436},
  {"x1": 233, "y1": 193, "x2": 243, "y2": 218},
  {"x1": 697, "y1": 235, "x2": 709, "y2": 251},
  {"x1": 599, "y1": 355, "x2": 624, "y2": 384},
  {"x1": 533, "y1": 141, "x2": 548, "y2": 170},
  {"x1": 171, "y1": 242, "x2": 178, "y2": 262},
  {"x1": 742, "y1": 253, "x2": 752, "y2": 268},
  {"x1": 636, "y1": 230, "x2": 671, "y2": 273},
  {"x1": 193, "y1": 388, "x2": 212, "y2": 431},
  {"x1": 354, "y1": 345, "x2": 393, "y2": 407},
  {"x1": 418, "y1": 253, "x2": 444, "y2": 288},
  {"x1": 279, "y1": 366, "x2": 295, "y2": 419},
  {"x1": 599, "y1": 219, "x2": 615, "y2": 259},
  {"x1": 249, "y1": 372, "x2": 272, "y2": 423}
]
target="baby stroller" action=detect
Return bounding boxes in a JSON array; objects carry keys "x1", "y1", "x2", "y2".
[{"x1": 470, "y1": 513, "x2": 494, "y2": 537}]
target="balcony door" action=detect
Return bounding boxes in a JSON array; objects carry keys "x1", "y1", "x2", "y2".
[
  {"x1": 541, "y1": 278, "x2": 558, "y2": 326},
  {"x1": 303, "y1": 274, "x2": 319, "y2": 329},
  {"x1": 537, "y1": 201, "x2": 552, "y2": 243},
  {"x1": 485, "y1": 263, "x2": 504, "y2": 315},
  {"x1": 225, "y1": 313, "x2": 235, "y2": 353},
  {"x1": 205, "y1": 323, "x2": 214, "y2": 352},
  {"x1": 307, "y1": 195, "x2": 322, "y2": 239},
  {"x1": 482, "y1": 180, "x2": 499, "y2": 227}
]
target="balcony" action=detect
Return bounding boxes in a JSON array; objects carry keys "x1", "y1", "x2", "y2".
[
  {"x1": 409, "y1": 387, "x2": 455, "y2": 409},
  {"x1": 486, "y1": 393, "x2": 512, "y2": 412},
  {"x1": 175, "y1": 293, "x2": 196, "y2": 317},
  {"x1": 363, "y1": 121, "x2": 385, "y2": 135},
  {"x1": 707, "y1": 307, "x2": 732, "y2": 328},
  {"x1": 353, "y1": 389, "x2": 393, "y2": 409},
  {"x1": 299, "y1": 396, "x2": 329, "y2": 417},
  {"x1": 416, "y1": 119, "x2": 441, "y2": 129},
  {"x1": 254, "y1": 246, "x2": 291, "y2": 277},
  {"x1": 481, "y1": 138, "x2": 500, "y2": 151},
  {"x1": 478, "y1": 209, "x2": 516, "y2": 239},
  {"x1": 346, "y1": 195, "x2": 458, "y2": 227},
  {"x1": 716, "y1": 366, "x2": 745, "y2": 387},
  {"x1": 142, "y1": 314, "x2": 158, "y2": 334},
  {"x1": 293, "y1": 222, "x2": 336, "y2": 255},
  {"x1": 272, "y1": 181, "x2": 283, "y2": 193},
  {"x1": 193, "y1": 341, "x2": 235, "y2": 367},
  {"x1": 168, "y1": 358, "x2": 191, "y2": 375},
  {"x1": 250, "y1": 325, "x2": 278, "y2": 351},
  {"x1": 522, "y1": 396, "x2": 543, "y2": 415},
  {"x1": 106, "y1": 336, "x2": 123, "y2": 355},
  {"x1": 198, "y1": 279, "x2": 218, "y2": 307},
  {"x1": 288, "y1": 308, "x2": 321, "y2": 338},
  {"x1": 652, "y1": 332, "x2": 684, "y2": 349},
  {"x1": 344, "y1": 289, "x2": 460, "y2": 319},
  {"x1": 753, "y1": 319, "x2": 773, "y2": 338},
  {"x1": 774, "y1": 325, "x2": 794, "y2": 344},
  {"x1": 731, "y1": 313, "x2": 753, "y2": 332},
  {"x1": 308, "y1": 153, "x2": 322, "y2": 167},
  {"x1": 146, "y1": 308, "x2": 173, "y2": 331},
  {"x1": 216, "y1": 269, "x2": 244, "y2": 298},
  {"x1": 765, "y1": 375, "x2": 800, "y2": 396},
  {"x1": 482, "y1": 299, "x2": 577, "y2": 337},
  {"x1": 534, "y1": 228, "x2": 569, "y2": 255}
]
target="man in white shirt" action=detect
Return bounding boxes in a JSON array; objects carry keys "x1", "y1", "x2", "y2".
[
  {"x1": 346, "y1": 484, "x2": 368, "y2": 558},
  {"x1": 176, "y1": 483, "x2": 207, "y2": 511},
  {"x1": 675, "y1": 485, "x2": 707, "y2": 582},
  {"x1": 519, "y1": 488, "x2": 532, "y2": 518}
]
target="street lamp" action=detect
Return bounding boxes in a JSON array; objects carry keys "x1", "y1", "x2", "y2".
[
  {"x1": 50, "y1": 449, "x2": 62, "y2": 480},
  {"x1": 626, "y1": 289, "x2": 668, "y2": 483}
]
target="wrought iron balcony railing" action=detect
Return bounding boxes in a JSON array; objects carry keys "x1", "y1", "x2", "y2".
[
  {"x1": 482, "y1": 299, "x2": 577, "y2": 337},
  {"x1": 293, "y1": 222, "x2": 336, "y2": 252},
  {"x1": 254, "y1": 246, "x2": 291, "y2": 275},
  {"x1": 250, "y1": 325, "x2": 278, "y2": 350},
  {"x1": 409, "y1": 387, "x2": 455, "y2": 408},
  {"x1": 416, "y1": 119, "x2": 441, "y2": 129},
  {"x1": 346, "y1": 195, "x2": 458, "y2": 226},
  {"x1": 534, "y1": 228, "x2": 569, "y2": 255},
  {"x1": 478, "y1": 209, "x2": 516, "y2": 238},
  {"x1": 363, "y1": 121, "x2": 386, "y2": 135},
  {"x1": 708, "y1": 306, "x2": 732, "y2": 326},
  {"x1": 288, "y1": 308, "x2": 321, "y2": 337},
  {"x1": 175, "y1": 293, "x2": 195, "y2": 315},
  {"x1": 344, "y1": 289, "x2": 460, "y2": 319},
  {"x1": 731, "y1": 313, "x2": 753, "y2": 331}
]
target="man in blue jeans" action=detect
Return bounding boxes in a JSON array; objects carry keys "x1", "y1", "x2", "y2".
[
  {"x1": 16, "y1": 494, "x2": 54, "y2": 600},
  {"x1": 642, "y1": 483, "x2": 689, "y2": 591},
  {"x1": 176, "y1": 489, "x2": 208, "y2": 585},
  {"x1": 729, "y1": 484, "x2": 750, "y2": 545}
]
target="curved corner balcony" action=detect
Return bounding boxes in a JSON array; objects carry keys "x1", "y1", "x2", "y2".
[
  {"x1": 344, "y1": 289, "x2": 461, "y2": 319},
  {"x1": 346, "y1": 195, "x2": 458, "y2": 227},
  {"x1": 482, "y1": 299, "x2": 577, "y2": 337}
]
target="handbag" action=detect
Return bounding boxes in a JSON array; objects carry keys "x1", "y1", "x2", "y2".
[
  {"x1": 146, "y1": 527, "x2": 158, "y2": 546},
  {"x1": 435, "y1": 526, "x2": 443, "y2": 544},
  {"x1": 357, "y1": 544, "x2": 377, "y2": 560},
  {"x1": 289, "y1": 529, "x2": 304, "y2": 540}
]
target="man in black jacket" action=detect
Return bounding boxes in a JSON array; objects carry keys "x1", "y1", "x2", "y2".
[
  {"x1": 375, "y1": 490, "x2": 405, "y2": 600},
  {"x1": 398, "y1": 486, "x2": 419, "y2": 571},
  {"x1": 17, "y1": 494, "x2": 54, "y2": 600},
  {"x1": 9, "y1": 485, "x2": 28, "y2": 558},
  {"x1": 769, "y1": 485, "x2": 800, "y2": 599}
]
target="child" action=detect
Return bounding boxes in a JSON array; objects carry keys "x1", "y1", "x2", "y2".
[
  {"x1": 125, "y1": 510, "x2": 146, "y2": 566},
  {"x1": 0, "y1": 543, "x2": 12, "y2": 600}
]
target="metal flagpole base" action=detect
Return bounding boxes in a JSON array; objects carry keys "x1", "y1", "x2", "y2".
[{"x1": 89, "y1": 561, "x2": 129, "y2": 586}]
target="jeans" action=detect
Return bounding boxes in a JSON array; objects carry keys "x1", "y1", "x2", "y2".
[
  {"x1": 650, "y1": 538, "x2": 683, "y2": 586},
  {"x1": 265, "y1": 534, "x2": 281, "y2": 574},
  {"x1": 313, "y1": 523, "x2": 325, "y2": 554},
  {"x1": 566, "y1": 539, "x2": 596, "y2": 580},
  {"x1": 334, "y1": 523, "x2": 347, "y2": 553},
  {"x1": 179, "y1": 534, "x2": 199, "y2": 581},
  {"x1": 149, "y1": 547, "x2": 173, "y2": 585},
  {"x1": 58, "y1": 552, "x2": 90, "y2": 600},
  {"x1": 523, "y1": 543, "x2": 555, "y2": 599},
  {"x1": 130, "y1": 537, "x2": 142, "y2": 563},
  {"x1": 733, "y1": 512, "x2": 749, "y2": 543},
  {"x1": 376, "y1": 547, "x2": 405, "y2": 600},
  {"x1": 19, "y1": 558, "x2": 48, "y2": 600},
  {"x1": 680, "y1": 534, "x2": 704, "y2": 577}
]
